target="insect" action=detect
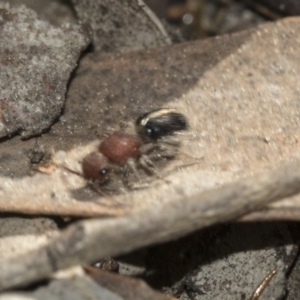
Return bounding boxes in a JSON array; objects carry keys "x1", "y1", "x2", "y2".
[
  {"x1": 135, "y1": 108, "x2": 189, "y2": 159},
  {"x1": 82, "y1": 131, "x2": 162, "y2": 186},
  {"x1": 82, "y1": 152, "x2": 110, "y2": 182},
  {"x1": 81, "y1": 108, "x2": 188, "y2": 191}
]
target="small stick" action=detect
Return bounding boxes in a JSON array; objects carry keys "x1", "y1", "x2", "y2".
[
  {"x1": 0, "y1": 161, "x2": 300, "y2": 291},
  {"x1": 136, "y1": 0, "x2": 172, "y2": 45},
  {"x1": 250, "y1": 270, "x2": 277, "y2": 300}
]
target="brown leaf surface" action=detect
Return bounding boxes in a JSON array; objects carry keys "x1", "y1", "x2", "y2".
[{"x1": 1, "y1": 18, "x2": 300, "y2": 221}]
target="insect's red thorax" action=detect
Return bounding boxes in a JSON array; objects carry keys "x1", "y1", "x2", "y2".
[{"x1": 99, "y1": 132, "x2": 141, "y2": 164}]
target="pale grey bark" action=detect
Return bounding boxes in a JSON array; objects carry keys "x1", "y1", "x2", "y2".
[{"x1": 1, "y1": 160, "x2": 300, "y2": 291}]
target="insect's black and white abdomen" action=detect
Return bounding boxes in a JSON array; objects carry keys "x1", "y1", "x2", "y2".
[{"x1": 136, "y1": 108, "x2": 188, "y2": 140}]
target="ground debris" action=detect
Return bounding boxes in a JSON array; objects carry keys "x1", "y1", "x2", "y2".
[
  {"x1": 0, "y1": 3, "x2": 90, "y2": 138},
  {"x1": 71, "y1": 0, "x2": 171, "y2": 52}
]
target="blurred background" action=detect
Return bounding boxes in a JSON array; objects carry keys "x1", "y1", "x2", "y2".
[{"x1": 145, "y1": 0, "x2": 300, "y2": 40}]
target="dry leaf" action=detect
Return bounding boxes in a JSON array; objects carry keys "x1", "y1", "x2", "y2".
[
  {"x1": 1, "y1": 160, "x2": 300, "y2": 290},
  {"x1": 0, "y1": 18, "x2": 300, "y2": 221}
]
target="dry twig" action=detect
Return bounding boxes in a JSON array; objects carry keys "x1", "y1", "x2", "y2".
[{"x1": 1, "y1": 161, "x2": 300, "y2": 290}]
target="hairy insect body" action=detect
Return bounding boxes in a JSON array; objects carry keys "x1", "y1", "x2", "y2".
[
  {"x1": 99, "y1": 132, "x2": 141, "y2": 164},
  {"x1": 81, "y1": 108, "x2": 188, "y2": 192},
  {"x1": 82, "y1": 152, "x2": 109, "y2": 182},
  {"x1": 136, "y1": 108, "x2": 188, "y2": 140}
]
